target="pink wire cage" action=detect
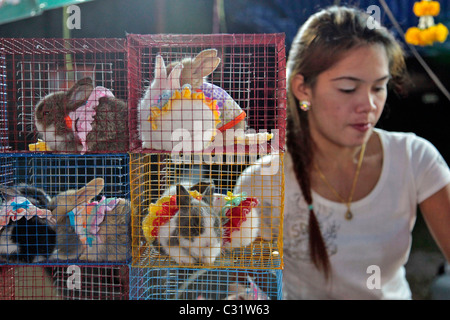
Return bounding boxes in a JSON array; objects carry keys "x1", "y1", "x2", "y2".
[{"x1": 127, "y1": 33, "x2": 286, "y2": 154}]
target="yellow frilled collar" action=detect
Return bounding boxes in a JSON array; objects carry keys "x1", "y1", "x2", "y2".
[{"x1": 147, "y1": 86, "x2": 221, "y2": 130}]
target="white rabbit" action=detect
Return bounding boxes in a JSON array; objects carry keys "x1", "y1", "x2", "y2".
[
  {"x1": 233, "y1": 154, "x2": 282, "y2": 241},
  {"x1": 166, "y1": 49, "x2": 274, "y2": 147},
  {"x1": 212, "y1": 192, "x2": 260, "y2": 250},
  {"x1": 138, "y1": 55, "x2": 220, "y2": 152},
  {"x1": 189, "y1": 180, "x2": 260, "y2": 250}
]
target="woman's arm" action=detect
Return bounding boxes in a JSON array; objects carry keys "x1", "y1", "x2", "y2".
[{"x1": 419, "y1": 183, "x2": 450, "y2": 262}]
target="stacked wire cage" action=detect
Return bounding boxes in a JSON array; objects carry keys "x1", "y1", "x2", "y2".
[
  {"x1": 127, "y1": 34, "x2": 286, "y2": 300},
  {"x1": 0, "y1": 34, "x2": 286, "y2": 300},
  {"x1": 0, "y1": 38, "x2": 130, "y2": 300}
]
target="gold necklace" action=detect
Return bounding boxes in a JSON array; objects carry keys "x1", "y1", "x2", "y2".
[{"x1": 313, "y1": 143, "x2": 367, "y2": 220}]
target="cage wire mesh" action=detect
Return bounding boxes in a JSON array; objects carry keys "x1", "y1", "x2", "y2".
[
  {"x1": 0, "y1": 266, "x2": 14, "y2": 299},
  {"x1": 0, "y1": 265, "x2": 129, "y2": 300},
  {"x1": 130, "y1": 266, "x2": 282, "y2": 300},
  {"x1": 0, "y1": 54, "x2": 7, "y2": 151},
  {"x1": 0, "y1": 34, "x2": 285, "y2": 300},
  {"x1": 0, "y1": 38, "x2": 128, "y2": 153},
  {"x1": 0, "y1": 153, "x2": 131, "y2": 264},
  {"x1": 127, "y1": 33, "x2": 286, "y2": 153},
  {"x1": 44, "y1": 265, "x2": 129, "y2": 300},
  {"x1": 130, "y1": 153, "x2": 283, "y2": 269}
]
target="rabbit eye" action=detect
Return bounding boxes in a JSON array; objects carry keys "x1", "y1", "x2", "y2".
[{"x1": 43, "y1": 111, "x2": 50, "y2": 116}]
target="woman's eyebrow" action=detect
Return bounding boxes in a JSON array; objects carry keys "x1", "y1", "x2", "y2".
[{"x1": 331, "y1": 75, "x2": 391, "y2": 82}]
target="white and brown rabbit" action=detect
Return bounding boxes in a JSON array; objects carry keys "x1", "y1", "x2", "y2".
[
  {"x1": 48, "y1": 178, "x2": 131, "y2": 262},
  {"x1": 34, "y1": 77, "x2": 129, "y2": 153},
  {"x1": 143, "y1": 183, "x2": 223, "y2": 266}
]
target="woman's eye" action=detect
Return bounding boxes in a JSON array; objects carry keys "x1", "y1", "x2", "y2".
[
  {"x1": 339, "y1": 88, "x2": 355, "y2": 94},
  {"x1": 374, "y1": 86, "x2": 386, "y2": 92}
]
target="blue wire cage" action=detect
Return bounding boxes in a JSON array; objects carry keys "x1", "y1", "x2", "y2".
[
  {"x1": 0, "y1": 153, "x2": 131, "y2": 265},
  {"x1": 129, "y1": 266, "x2": 282, "y2": 300}
]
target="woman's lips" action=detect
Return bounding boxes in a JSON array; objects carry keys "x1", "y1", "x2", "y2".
[{"x1": 350, "y1": 123, "x2": 372, "y2": 132}]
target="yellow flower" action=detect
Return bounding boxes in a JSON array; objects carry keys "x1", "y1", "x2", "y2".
[
  {"x1": 413, "y1": 0, "x2": 440, "y2": 17},
  {"x1": 405, "y1": 27, "x2": 422, "y2": 45},
  {"x1": 224, "y1": 191, "x2": 237, "y2": 202},
  {"x1": 434, "y1": 23, "x2": 449, "y2": 43},
  {"x1": 188, "y1": 190, "x2": 202, "y2": 200},
  {"x1": 405, "y1": 24, "x2": 449, "y2": 46},
  {"x1": 420, "y1": 27, "x2": 436, "y2": 45}
]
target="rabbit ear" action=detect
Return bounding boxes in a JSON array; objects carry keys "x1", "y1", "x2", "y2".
[
  {"x1": 192, "y1": 49, "x2": 221, "y2": 79},
  {"x1": 189, "y1": 180, "x2": 215, "y2": 194},
  {"x1": 66, "y1": 77, "x2": 94, "y2": 104},
  {"x1": 50, "y1": 178, "x2": 105, "y2": 219},
  {"x1": 0, "y1": 186, "x2": 19, "y2": 200},
  {"x1": 153, "y1": 55, "x2": 168, "y2": 82},
  {"x1": 167, "y1": 62, "x2": 183, "y2": 90},
  {"x1": 176, "y1": 184, "x2": 191, "y2": 207},
  {"x1": 74, "y1": 178, "x2": 105, "y2": 205},
  {"x1": 200, "y1": 185, "x2": 215, "y2": 205}
]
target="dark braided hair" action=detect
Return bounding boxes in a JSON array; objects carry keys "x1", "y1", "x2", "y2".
[{"x1": 286, "y1": 5, "x2": 407, "y2": 278}]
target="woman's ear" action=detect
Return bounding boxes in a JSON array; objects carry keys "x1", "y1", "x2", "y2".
[{"x1": 291, "y1": 74, "x2": 312, "y2": 102}]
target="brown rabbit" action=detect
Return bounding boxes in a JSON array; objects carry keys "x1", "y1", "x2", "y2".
[
  {"x1": 48, "y1": 178, "x2": 131, "y2": 262},
  {"x1": 34, "y1": 77, "x2": 129, "y2": 153}
]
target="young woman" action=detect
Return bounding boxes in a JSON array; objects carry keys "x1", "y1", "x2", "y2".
[{"x1": 234, "y1": 5, "x2": 450, "y2": 299}]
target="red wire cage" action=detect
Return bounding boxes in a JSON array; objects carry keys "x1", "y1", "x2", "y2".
[
  {"x1": 127, "y1": 33, "x2": 286, "y2": 154},
  {"x1": 0, "y1": 265, "x2": 129, "y2": 300},
  {"x1": 0, "y1": 38, "x2": 128, "y2": 153}
]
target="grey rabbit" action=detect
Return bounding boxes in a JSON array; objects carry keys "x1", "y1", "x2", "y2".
[
  {"x1": 44, "y1": 178, "x2": 130, "y2": 299},
  {"x1": 48, "y1": 178, "x2": 131, "y2": 262},
  {"x1": 148, "y1": 183, "x2": 223, "y2": 266},
  {"x1": 0, "y1": 179, "x2": 130, "y2": 263},
  {"x1": 34, "y1": 77, "x2": 129, "y2": 153}
]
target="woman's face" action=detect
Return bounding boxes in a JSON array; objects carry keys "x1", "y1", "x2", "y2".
[{"x1": 293, "y1": 44, "x2": 390, "y2": 148}]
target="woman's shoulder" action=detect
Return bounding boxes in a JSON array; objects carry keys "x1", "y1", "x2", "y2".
[
  {"x1": 375, "y1": 127, "x2": 418, "y2": 142},
  {"x1": 375, "y1": 128, "x2": 447, "y2": 173},
  {"x1": 375, "y1": 128, "x2": 434, "y2": 153}
]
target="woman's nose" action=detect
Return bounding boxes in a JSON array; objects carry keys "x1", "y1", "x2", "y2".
[{"x1": 356, "y1": 91, "x2": 378, "y2": 113}]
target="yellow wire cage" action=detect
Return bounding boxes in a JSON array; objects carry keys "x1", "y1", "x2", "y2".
[{"x1": 130, "y1": 152, "x2": 284, "y2": 269}]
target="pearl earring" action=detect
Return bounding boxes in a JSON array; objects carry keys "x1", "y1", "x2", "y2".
[{"x1": 299, "y1": 100, "x2": 311, "y2": 111}]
